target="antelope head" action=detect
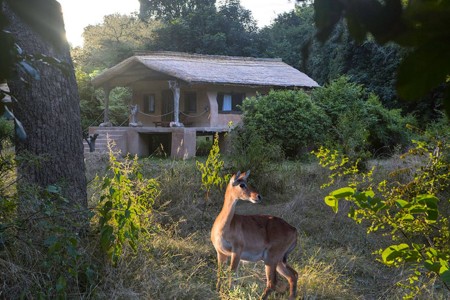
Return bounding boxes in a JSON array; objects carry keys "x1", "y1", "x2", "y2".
[{"x1": 229, "y1": 170, "x2": 262, "y2": 204}]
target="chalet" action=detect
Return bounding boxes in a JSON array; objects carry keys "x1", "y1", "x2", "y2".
[{"x1": 88, "y1": 51, "x2": 319, "y2": 158}]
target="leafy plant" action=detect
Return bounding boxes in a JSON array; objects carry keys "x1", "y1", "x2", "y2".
[
  {"x1": 37, "y1": 186, "x2": 96, "y2": 298},
  {"x1": 196, "y1": 133, "x2": 228, "y2": 201},
  {"x1": 313, "y1": 137, "x2": 450, "y2": 298},
  {"x1": 96, "y1": 146, "x2": 159, "y2": 265},
  {"x1": 241, "y1": 89, "x2": 330, "y2": 158},
  {"x1": 228, "y1": 126, "x2": 285, "y2": 196},
  {"x1": 312, "y1": 77, "x2": 414, "y2": 159}
]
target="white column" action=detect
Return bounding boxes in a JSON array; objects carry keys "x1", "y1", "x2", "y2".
[{"x1": 169, "y1": 80, "x2": 183, "y2": 127}]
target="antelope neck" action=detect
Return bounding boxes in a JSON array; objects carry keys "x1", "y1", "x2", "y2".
[{"x1": 217, "y1": 194, "x2": 239, "y2": 231}]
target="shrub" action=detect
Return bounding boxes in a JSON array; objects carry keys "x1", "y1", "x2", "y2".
[
  {"x1": 196, "y1": 133, "x2": 229, "y2": 201},
  {"x1": 312, "y1": 76, "x2": 414, "y2": 158},
  {"x1": 95, "y1": 146, "x2": 160, "y2": 265},
  {"x1": 240, "y1": 89, "x2": 331, "y2": 158},
  {"x1": 314, "y1": 134, "x2": 450, "y2": 298}
]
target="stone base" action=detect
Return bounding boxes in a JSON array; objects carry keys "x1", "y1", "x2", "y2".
[{"x1": 169, "y1": 121, "x2": 184, "y2": 128}]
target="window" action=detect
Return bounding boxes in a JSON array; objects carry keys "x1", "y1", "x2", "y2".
[
  {"x1": 184, "y1": 92, "x2": 197, "y2": 113},
  {"x1": 217, "y1": 92, "x2": 245, "y2": 113},
  {"x1": 143, "y1": 94, "x2": 155, "y2": 113}
]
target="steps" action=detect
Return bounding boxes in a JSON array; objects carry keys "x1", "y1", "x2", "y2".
[{"x1": 83, "y1": 127, "x2": 128, "y2": 154}]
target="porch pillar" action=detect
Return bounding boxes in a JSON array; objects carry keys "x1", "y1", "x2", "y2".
[
  {"x1": 168, "y1": 80, "x2": 183, "y2": 127},
  {"x1": 100, "y1": 86, "x2": 112, "y2": 127},
  {"x1": 171, "y1": 128, "x2": 196, "y2": 159}
]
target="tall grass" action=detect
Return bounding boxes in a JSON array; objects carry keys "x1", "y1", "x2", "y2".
[
  {"x1": 84, "y1": 156, "x2": 424, "y2": 299},
  {"x1": 1, "y1": 153, "x2": 448, "y2": 299}
]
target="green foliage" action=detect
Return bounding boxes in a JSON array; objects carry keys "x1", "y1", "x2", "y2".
[
  {"x1": 195, "y1": 136, "x2": 213, "y2": 156},
  {"x1": 196, "y1": 133, "x2": 228, "y2": 201},
  {"x1": 96, "y1": 148, "x2": 160, "y2": 265},
  {"x1": 0, "y1": 181, "x2": 97, "y2": 298},
  {"x1": 312, "y1": 76, "x2": 414, "y2": 158},
  {"x1": 229, "y1": 126, "x2": 282, "y2": 172},
  {"x1": 144, "y1": 0, "x2": 261, "y2": 57},
  {"x1": 35, "y1": 186, "x2": 96, "y2": 298},
  {"x1": 241, "y1": 89, "x2": 330, "y2": 158},
  {"x1": 139, "y1": 0, "x2": 212, "y2": 21},
  {"x1": 75, "y1": 67, "x2": 103, "y2": 130},
  {"x1": 76, "y1": 67, "x2": 132, "y2": 129},
  {"x1": 259, "y1": 7, "x2": 313, "y2": 70},
  {"x1": 260, "y1": 5, "x2": 404, "y2": 108},
  {"x1": 239, "y1": 78, "x2": 413, "y2": 161},
  {"x1": 314, "y1": 136, "x2": 450, "y2": 298},
  {"x1": 74, "y1": 13, "x2": 160, "y2": 71},
  {"x1": 310, "y1": 0, "x2": 450, "y2": 116}
]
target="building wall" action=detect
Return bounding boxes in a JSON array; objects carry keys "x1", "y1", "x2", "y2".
[{"x1": 131, "y1": 81, "x2": 271, "y2": 128}]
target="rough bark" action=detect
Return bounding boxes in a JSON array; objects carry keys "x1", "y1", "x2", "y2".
[{"x1": 4, "y1": 1, "x2": 87, "y2": 207}]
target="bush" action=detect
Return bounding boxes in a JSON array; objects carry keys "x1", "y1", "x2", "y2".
[
  {"x1": 228, "y1": 126, "x2": 284, "y2": 195},
  {"x1": 238, "y1": 77, "x2": 413, "y2": 162},
  {"x1": 77, "y1": 68, "x2": 131, "y2": 131},
  {"x1": 312, "y1": 76, "x2": 414, "y2": 158},
  {"x1": 314, "y1": 134, "x2": 450, "y2": 299},
  {"x1": 240, "y1": 89, "x2": 331, "y2": 158}
]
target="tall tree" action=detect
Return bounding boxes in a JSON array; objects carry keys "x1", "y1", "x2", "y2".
[
  {"x1": 77, "y1": 13, "x2": 160, "y2": 72},
  {"x1": 260, "y1": 5, "x2": 404, "y2": 108},
  {"x1": 309, "y1": 0, "x2": 450, "y2": 116},
  {"x1": 2, "y1": 0, "x2": 87, "y2": 207},
  {"x1": 139, "y1": 0, "x2": 215, "y2": 21},
  {"x1": 145, "y1": 0, "x2": 260, "y2": 56}
]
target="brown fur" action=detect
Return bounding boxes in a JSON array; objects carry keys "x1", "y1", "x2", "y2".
[{"x1": 211, "y1": 171, "x2": 298, "y2": 300}]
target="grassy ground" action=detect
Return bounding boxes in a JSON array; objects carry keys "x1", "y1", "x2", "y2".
[
  {"x1": 1, "y1": 152, "x2": 447, "y2": 299},
  {"x1": 83, "y1": 153, "x2": 448, "y2": 300}
]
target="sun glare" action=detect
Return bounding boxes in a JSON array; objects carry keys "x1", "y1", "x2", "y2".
[
  {"x1": 58, "y1": 0, "x2": 139, "y2": 47},
  {"x1": 58, "y1": 0, "x2": 295, "y2": 47}
]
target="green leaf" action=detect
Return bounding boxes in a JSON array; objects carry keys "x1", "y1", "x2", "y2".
[
  {"x1": 100, "y1": 225, "x2": 114, "y2": 252},
  {"x1": 424, "y1": 260, "x2": 440, "y2": 273},
  {"x1": 441, "y1": 269, "x2": 450, "y2": 285},
  {"x1": 417, "y1": 194, "x2": 439, "y2": 209},
  {"x1": 313, "y1": 0, "x2": 345, "y2": 42},
  {"x1": 426, "y1": 209, "x2": 438, "y2": 222},
  {"x1": 325, "y1": 195, "x2": 339, "y2": 213},
  {"x1": 381, "y1": 243, "x2": 410, "y2": 265},
  {"x1": 56, "y1": 276, "x2": 67, "y2": 293},
  {"x1": 18, "y1": 61, "x2": 40, "y2": 80},
  {"x1": 397, "y1": 43, "x2": 450, "y2": 101},
  {"x1": 46, "y1": 184, "x2": 60, "y2": 194},
  {"x1": 395, "y1": 199, "x2": 409, "y2": 208},
  {"x1": 401, "y1": 214, "x2": 414, "y2": 221},
  {"x1": 331, "y1": 187, "x2": 355, "y2": 198}
]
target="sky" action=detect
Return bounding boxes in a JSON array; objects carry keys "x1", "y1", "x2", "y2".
[{"x1": 58, "y1": 0, "x2": 297, "y2": 47}]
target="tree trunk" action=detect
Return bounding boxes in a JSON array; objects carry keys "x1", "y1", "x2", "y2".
[{"x1": 4, "y1": 2, "x2": 87, "y2": 208}]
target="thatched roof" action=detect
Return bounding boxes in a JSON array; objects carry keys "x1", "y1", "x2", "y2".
[{"x1": 92, "y1": 51, "x2": 319, "y2": 88}]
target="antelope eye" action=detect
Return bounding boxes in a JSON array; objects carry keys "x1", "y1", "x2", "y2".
[{"x1": 239, "y1": 183, "x2": 247, "y2": 189}]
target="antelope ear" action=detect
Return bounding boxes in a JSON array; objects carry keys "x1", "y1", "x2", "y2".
[
  {"x1": 232, "y1": 171, "x2": 241, "y2": 186},
  {"x1": 243, "y1": 170, "x2": 250, "y2": 180}
]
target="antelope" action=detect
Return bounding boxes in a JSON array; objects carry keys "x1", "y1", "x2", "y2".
[{"x1": 211, "y1": 170, "x2": 298, "y2": 300}]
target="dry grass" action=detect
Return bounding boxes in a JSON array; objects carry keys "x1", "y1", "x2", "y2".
[
  {"x1": 1, "y1": 153, "x2": 448, "y2": 299},
  {"x1": 84, "y1": 156, "x2": 398, "y2": 299}
]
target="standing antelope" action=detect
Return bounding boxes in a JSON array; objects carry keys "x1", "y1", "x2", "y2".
[{"x1": 211, "y1": 171, "x2": 298, "y2": 300}]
